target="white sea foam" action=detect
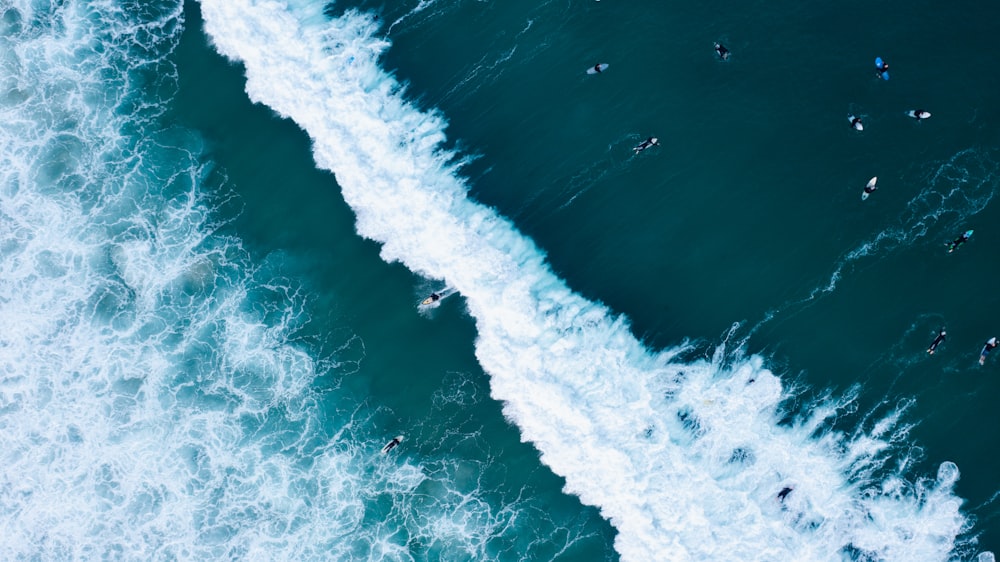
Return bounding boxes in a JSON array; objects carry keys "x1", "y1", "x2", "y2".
[
  {"x1": 197, "y1": 0, "x2": 984, "y2": 559},
  {"x1": 0, "y1": 1, "x2": 516, "y2": 559}
]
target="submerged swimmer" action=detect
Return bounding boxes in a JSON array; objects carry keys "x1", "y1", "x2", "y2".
[
  {"x1": 714, "y1": 42, "x2": 731, "y2": 61},
  {"x1": 980, "y1": 337, "x2": 998, "y2": 366},
  {"x1": 633, "y1": 137, "x2": 660, "y2": 154},
  {"x1": 927, "y1": 328, "x2": 946, "y2": 355}
]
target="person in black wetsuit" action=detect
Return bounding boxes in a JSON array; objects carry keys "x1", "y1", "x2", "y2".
[
  {"x1": 633, "y1": 137, "x2": 659, "y2": 154},
  {"x1": 980, "y1": 337, "x2": 998, "y2": 365},
  {"x1": 382, "y1": 436, "x2": 402, "y2": 453},
  {"x1": 714, "y1": 42, "x2": 731, "y2": 61},
  {"x1": 927, "y1": 328, "x2": 946, "y2": 355},
  {"x1": 947, "y1": 231, "x2": 971, "y2": 253},
  {"x1": 593, "y1": 63, "x2": 603, "y2": 73}
]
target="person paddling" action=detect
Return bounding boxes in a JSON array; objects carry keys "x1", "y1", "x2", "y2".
[{"x1": 927, "y1": 328, "x2": 946, "y2": 355}]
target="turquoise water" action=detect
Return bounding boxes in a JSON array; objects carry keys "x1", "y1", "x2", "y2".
[{"x1": 1, "y1": 0, "x2": 998, "y2": 560}]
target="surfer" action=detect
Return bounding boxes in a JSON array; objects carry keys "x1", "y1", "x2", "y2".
[
  {"x1": 633, "y1": 137, "x2": 659, "y2": 154},
  {"x1": 592, "y1": 63, "x2": 603, "y2": 74},
  {"x1": 980, "y1": 338, "x2": 998, "y2": 365},
  {"x1": 777, "y1": 487, "x2": 793, "y2": 502},
  {"x1": 864, "y1": 181, "x2": 877, "y2": 197},
  {"x1": 947, "y1": 231, "x2": 972, "y2": 253},
  {"x1": 714, "y1": 42, "x2": 730, "y2": 61},
  {"x1": 909, "y1": 109, "x2": 931, "y2": 120},
  {"x1": 927, "y1": 328, "x2": 946, "y2": 355},
  {"x1": 381, "y1": 436, "x2": 403, "y2": 454},
  {"x1": 426, "y1": 292, "x2": 441, "y2": 303},
  {"x1": 849, "y1": 116, "x2": 863, "y2": 130},
  {"x1": 876, "y1": 59, "x2": 889, "y2": 77}
]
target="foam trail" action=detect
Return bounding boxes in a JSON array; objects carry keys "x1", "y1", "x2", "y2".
[
  {"x1": 0, "y1": 1, "x2": 525, "y2": 559},
  {"x1": 198, "y1": 0, "x2": 981, "y2": 559},
  {"x1": 748, "y1": 148, "x2": 999, "y2": 337}
]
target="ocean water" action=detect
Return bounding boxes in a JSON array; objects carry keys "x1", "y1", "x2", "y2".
[{"x1": 1, "y1": 0, "x2": 998, "y2": 561}]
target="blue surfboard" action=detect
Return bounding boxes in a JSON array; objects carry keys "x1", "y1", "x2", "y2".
[{"x1": 875, "y1": 57, "x2": 889, "y2": 80}]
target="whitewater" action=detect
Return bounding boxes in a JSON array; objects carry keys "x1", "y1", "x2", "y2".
[
  {"x1": 0, "y1": 1, "x2": 522, "y2": 559},
  {"x1": 197, "y1": 0, "x2": 984, "y2": 560}
]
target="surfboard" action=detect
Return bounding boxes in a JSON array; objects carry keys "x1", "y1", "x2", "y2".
[
  {"x1": 849, "y1": 115, "x2": 863, "y2": 131},
  {"x1": 862, "y1": 176, "x2": 877, "y2": 200},
  {"x1": 947, "y1": 230, "x2": 974, "y2": 253},
  {"x1": 381, "y1": 435, "x2": 404, "y2": 454},
  {"x1": 906, "y1": 110, "x2": 931, "y2": 119},
  {"x1": 586, "y1": 63, "x2": 609, "y2": 75},
  {"x1": 420, "y1": 287, "x2": 453, "y2": 307},
  {"x1": 875, "y1": 57, "x2": 889, "y2": 80}
]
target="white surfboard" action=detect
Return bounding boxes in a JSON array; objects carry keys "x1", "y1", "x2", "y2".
[
  {"x1": 586, "y1": 63, "x2": 609, "y2": 75},
  {"x1": 381, "y1": 435, "x2": 404, "y2": 454},
  {"x1": 906, "y1": 110, "x2": 931, "y2": 120},
  {"x1": 419, "y1": 287, "x2": 454, "y2": 307},
  {"x1": 849, "y1": 115, "x2": 863, "y2": 131},
  {"x1": 862, "y1": 176, "x2": 877, "y2": 200}
]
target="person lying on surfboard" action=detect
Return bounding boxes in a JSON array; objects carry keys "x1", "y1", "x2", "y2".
[
  {"x1": 864, "y1": 180, "x2": 877, "y2": 197},
  {"x1": 980, "y1": 337, "x2": 998, "y2": 365},
  {"x1": 633, "y1": 137, "x2": 659, "y2": 154},
  {"x1": 927, "y1": 328, "x2": 946, "y2": 355},
  {"x1": 947, "y1": 231, "x2": 972, "y2": 253},
  {"x1": 381, "y1": 436, "x2": 403, "y2": 454}
]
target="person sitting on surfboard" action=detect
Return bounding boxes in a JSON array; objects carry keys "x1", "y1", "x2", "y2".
[
  {"x1": 714, "y1": 42, "x2": 730, "y2": 61},
  {"x1": 980, "y1": 337, "x2": 998, "y2": 365},
  {"x1": 864, "y1": 182, "x2": 877, "y2": 196},
  {"x1": 593, "y1": 63, "x2": 603, "y2": 73},
  {"x1": 633, "y1": 137, "x2": 659, "y2": 154},
  {"x1": 877, "y1": 60, "x2": 889, "y2": 76},
  {"x1": 850, "y1": 116, "x2": 863, "y2": 130},
  {"x1": 947, "y1": 231, "x2": 971, "y2": 253},
  {"x1": 927, "y1": 328, "x2": 946, "y2": 355}
]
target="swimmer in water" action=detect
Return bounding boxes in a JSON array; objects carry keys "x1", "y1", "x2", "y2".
[
  {"x1": 633, "y1": 137, "x2": 660, "y2": 154},
  {"x1": 927, "y1": 328, "x2": 946, "y2": 355},
  {"x1": 777, "y1": 487, "x2": 793, "y2": 502}
]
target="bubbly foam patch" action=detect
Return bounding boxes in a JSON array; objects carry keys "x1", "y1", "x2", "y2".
[
  {"x1": 0, "y1": 1, "x2": 522, "y2": 559},
  {"x1": 197, "y1": 0, "x2": 984, "y2": 559}
]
